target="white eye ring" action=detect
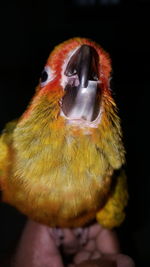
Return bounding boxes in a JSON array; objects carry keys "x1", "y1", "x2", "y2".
[{"x1": 40, "y1": 66, "x2": 55, "y2": 87}]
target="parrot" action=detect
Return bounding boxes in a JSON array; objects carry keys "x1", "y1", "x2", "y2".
[{"x1": 0, "y1": 37, "x2": 128, "y2": 231}]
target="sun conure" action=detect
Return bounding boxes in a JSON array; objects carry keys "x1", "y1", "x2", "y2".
[{"x1": 0, "y1": 38, "x2": 128, "y2": 229}]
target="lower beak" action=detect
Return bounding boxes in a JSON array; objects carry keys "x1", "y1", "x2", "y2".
[{"x1": 62, "y1": 45, "x2": 101, "y2": 122}]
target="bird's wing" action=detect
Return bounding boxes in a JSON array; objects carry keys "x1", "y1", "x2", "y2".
[
  {"x1": 0, "y1": 120, "x2": 18, "y2": 191},
  {"x1": 96, "y1": 169, "x2": 128, "y2": 229}
]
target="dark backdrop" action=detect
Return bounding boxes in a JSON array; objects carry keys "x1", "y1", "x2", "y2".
[{"x1": 0, "y1": 1, "x2": 149, "y2": 266}]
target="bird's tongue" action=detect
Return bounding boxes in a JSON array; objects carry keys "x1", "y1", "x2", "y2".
[{"x1": 61, "y1": 45, "x2": 100, "y2": 122}]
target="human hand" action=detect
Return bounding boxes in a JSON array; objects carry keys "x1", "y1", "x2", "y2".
[{"x1": 12, "y1": 220, "x2": 134, "y2": 267}]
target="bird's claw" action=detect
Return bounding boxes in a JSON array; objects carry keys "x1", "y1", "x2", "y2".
[{"x1": 49, "y1": 227, "x2": 89, "y2": 248}]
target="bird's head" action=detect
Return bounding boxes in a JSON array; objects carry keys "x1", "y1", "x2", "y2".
[{"x1": 22, "y1": 38, "x2": 114, "y2": 132}]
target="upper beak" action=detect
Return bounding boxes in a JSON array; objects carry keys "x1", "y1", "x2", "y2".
[
  {"x1": 65, "y1": 45, "x2": 99, "y2": 88},
  {"x1": 62, "y1": 45, "x2": 101, "y2": 122}
]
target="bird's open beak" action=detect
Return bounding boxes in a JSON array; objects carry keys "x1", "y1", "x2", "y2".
[{"x1": 61, "y1": 45, "x2": 101, "y2": 122}]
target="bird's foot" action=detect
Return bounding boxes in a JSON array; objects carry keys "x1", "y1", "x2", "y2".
[{"x1": 49, "y1": 227, "x2": 89, "y2": 250}]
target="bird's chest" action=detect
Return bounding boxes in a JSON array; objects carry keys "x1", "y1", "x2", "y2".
[{"x1": 4, "y1": 134, "x2": 112, "y2": 227}]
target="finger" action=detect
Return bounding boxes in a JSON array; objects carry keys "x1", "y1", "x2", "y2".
[
  {"x1": 88, "y1": 222, "x2": 103, "y2": 239},
  {"x1": 82, "y1": 222, "x2": 102, "y2": 253},
  {"x1": 95, "y1": 254, "x2": 135, "y2": 267},
  {"x1": 116, "y1": 254, "x2": 135, "y2": 267},
  {"x1": 73, "y1": 248, "x2": 102, "y2": 265},
  {"x1": 84, "y1": 239, "x2": 96, "y2": 252},
  {"x1": 72, "y1": 223, "x2": 117, "y2": 264},
  {"x1": 73, "y1": 250, "x2": 91, "y2": 265},
  {"x1": 12, "y1": 220, "x2": 64, "y2": 267},
  {"x1": 96, "y1": 227, "x2": 120, "y2": 254},
  {"x1": 72, "y1": 255, "x2": 135, "y2": 267}
]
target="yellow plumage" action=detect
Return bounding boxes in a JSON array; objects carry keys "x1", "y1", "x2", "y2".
[{"x1": 0, "y1": 38, "x2": 128, "y2": 229}]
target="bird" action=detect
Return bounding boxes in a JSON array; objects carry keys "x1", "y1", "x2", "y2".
[{"x1": 0, "y1": 37, "x2": 128, "y2": 229}]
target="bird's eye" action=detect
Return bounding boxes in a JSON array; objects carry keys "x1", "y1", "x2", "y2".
[{"x1": 40, "y1": 66, "x2": 54, "y2": 87}]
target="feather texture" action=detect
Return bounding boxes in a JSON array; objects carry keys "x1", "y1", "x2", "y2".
[{"x1": 0, "y1": 38, "x2": 128, "y2": 228}]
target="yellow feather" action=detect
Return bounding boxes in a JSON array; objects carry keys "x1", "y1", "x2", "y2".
[{"x1": 0, "y1": 38, "x2": 128, "y2": 229}]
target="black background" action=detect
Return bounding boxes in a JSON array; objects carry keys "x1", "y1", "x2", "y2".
[{"x1": 0, "y1": 1, "x2": 149, "y2": 266}]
